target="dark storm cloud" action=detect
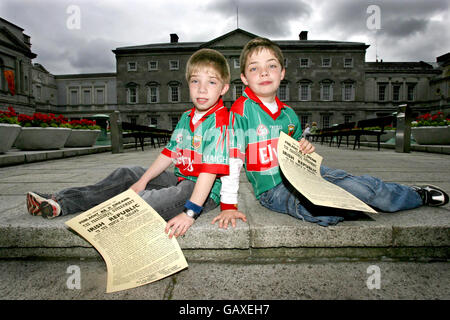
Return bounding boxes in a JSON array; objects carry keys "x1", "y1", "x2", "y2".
[
  {"x1": 204, "y1": 0, "x2": 312, "y2": 37},
  {"x1": 319, "y1": 0, "x2": 448, "y2": 38},
  {"x1": 0, "y1": 0, "x2": 124, "y2": 74}
]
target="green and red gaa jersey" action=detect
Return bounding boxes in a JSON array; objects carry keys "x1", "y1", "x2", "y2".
[
  {"x1": 162, "y1": 99, "x2": 229, "y2": 204},
  {"x1": 230, "y1": 87, "x2": 302, "y2": 199}
]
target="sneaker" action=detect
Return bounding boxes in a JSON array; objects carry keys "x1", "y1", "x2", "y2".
[
  {"x1": 412, "y1": 185, "x2": 449, "y2": 207},
  {"x1": 27, "y1": 192, "x2": 52, "y2": 216},
  {"x1": 40, "y1": 199, "x2": 62, "y2": 219}
]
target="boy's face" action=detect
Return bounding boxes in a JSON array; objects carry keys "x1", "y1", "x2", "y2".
[
  {"x1": 240, "y1": 48, "x2": 285, "y2": 103},
  {"x1": 189, "y1": 67, "x2": 229, "y2": 112}
]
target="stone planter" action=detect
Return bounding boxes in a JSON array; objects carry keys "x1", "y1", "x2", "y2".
[
  {"x1": 365, "y1": 130, "x2": 395, "y2": 142},
  {"x1": 0, "y1": 123, "x2": 21, "y2": 153},
  {"x1": 14, "y1": 127, "x2": 71, "y2": 150},
  {"x1": 411, "y1": 126, "x2": 450, "y2": 145},
  {"x1": 65, "y1": 129, "x2": 101, "y2": 147}
]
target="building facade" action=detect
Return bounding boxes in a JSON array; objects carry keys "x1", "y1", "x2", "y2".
[
  {"x1": 53, "y1": 73, "x2": 117, "y2": 119},
  {"x1": 0, "y1": 17, "x2": 37, "y2": 114},
  {"x1": 113, "y1": 29, "x2": 449, "y2": 130},
  {"x1": 1, "y1": 17, "x2": 448, "y2": 131}
]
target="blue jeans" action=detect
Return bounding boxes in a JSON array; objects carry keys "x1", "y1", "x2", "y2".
[
  {"x1": 55, "y1": 166, "x2": 217, "y2": 220},
  {"x1": 258, "y1": 165, "x2": 423, "y2": 227}
]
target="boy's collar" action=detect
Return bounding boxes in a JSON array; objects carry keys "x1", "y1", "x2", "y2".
[
  {"x1": 188, "y1": 98, "x2": 224, "y2": 131},
  {"x1": 243, "y1": 87, "x2": 284, "y2": 120}
]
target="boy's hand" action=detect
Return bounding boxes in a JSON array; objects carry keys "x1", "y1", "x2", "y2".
[
  {"x1": 211, "y1": 210, "x2": 247, "y2": 229},
  {"x1": 165, "y1": 213, "x2": 195, "y2": 239},
  {"x1": 299, "y1": 138, "x2": 315, "y2": 154},
  {"x1": 130, "y1": 180, "x2": 147, "y2": 194}
]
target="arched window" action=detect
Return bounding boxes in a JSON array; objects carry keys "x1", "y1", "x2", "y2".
[{"x1": 126, "y1": 82, "x2": 139, "y2": 104}]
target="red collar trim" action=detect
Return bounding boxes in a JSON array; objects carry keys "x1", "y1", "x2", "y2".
[
  {"x1": 243, "y1": 87, "x2": 284, "y2": 120},
  {"x1": 188, "y1": 98, "x2": 224, "y2": 131}
]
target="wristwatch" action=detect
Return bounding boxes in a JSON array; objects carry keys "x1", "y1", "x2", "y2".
[{"x1": 185, "y1": 209, "x2": 195, "y2": 219}]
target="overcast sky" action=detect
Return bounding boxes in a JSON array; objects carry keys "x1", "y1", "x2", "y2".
[{"x1": 1, "y1": 0, "x2": 448, "y2": 75}]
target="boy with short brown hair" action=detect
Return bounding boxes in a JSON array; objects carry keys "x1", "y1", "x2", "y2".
[
  {"x1": 28, "y1": 48, "x2": 232, "y2": 238},
  {"x1": 214, "y1": 37, "x2": 448, "y2": 228}
]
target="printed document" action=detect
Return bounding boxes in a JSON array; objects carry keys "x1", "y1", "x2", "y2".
[
  {"x1": 65, "y1": 189, "x2": 188, "y2": 293},
  {"x1": 278, "y1": 131, "x2": 377, "y2": 213}
]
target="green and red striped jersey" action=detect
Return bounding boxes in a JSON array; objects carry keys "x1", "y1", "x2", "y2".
[{"x1": 162, "y1": 99, "x2": 229, "y2": 204}]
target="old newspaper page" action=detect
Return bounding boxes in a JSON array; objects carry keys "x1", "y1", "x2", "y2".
[
  {"x1": 65, "y1": 189, "x2": 188, "y2": 293},
  {"x1": 278, "y1": 131, "x2": 377, "y2": 213}
]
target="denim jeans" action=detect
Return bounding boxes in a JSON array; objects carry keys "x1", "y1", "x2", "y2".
[
  {"x1": 55, "y1": 166, "x2": 217, "y2": 221},
  {"x1": 258, "y1": 165, "x2": 423, "y2": 227}
]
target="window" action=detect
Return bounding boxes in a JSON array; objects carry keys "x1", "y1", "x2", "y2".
[
  {"x1": 96, "y1": 88, "x2": 105, "y2": 105},
  {"x1": 344, "y1": 58, "x2": 353, "y2": 68},
  {"x1": 322, "y1": 58, "x2": 331, "y2": 67},
  {"x1": 169, "y1": 85, "x2": 180, "y2": 102},
  {"x1": 378, "y1": 83, "x2": 387, "y2": 101},
  {"x1": 278, "y1": 84, "x2": 288, "y2": 101},
  {"x1": 322, "y1": 115, "x2": 331, "y2": 128},
  {"x1": 344, "y1": 115, "x2": 353, "y2": 123},
  {"x1": 169, "y1": 60, "x2": 179, "y2": 70},
  {"x1": 127, "y1": 62, "x2": 137, "y2": 71},
  {"x1": 233, "y1": 59, "x2": 240, "y2": 69},
  {"x1": 342, "y1": 82, "x2": 355, "y2": 101},
  {"x1": 392, "y1": 84, "x2": 401, "y2": 101},
  {"x1": 127, "y1": 116, "x2": 137, "y2": 126},
  {"x1": 150, "y1": 117, "x2": 157, "y2": 127},
  {"x1": 233, "y1": 84, "x2": 243, "y2": 100},
  {"x1": 83, "y1": 89, "x2": 91, "y2": 105},
  {"x1": 300, "y1": 115, "x2": 309, "y2": 130},
  {"x1": 171, "y1": 116, "x2": 179, "y2": 130},
  {"x1": 127, "y1": 87, "x2": 138, "y2": 104},
  {"x1": 148, "y1": 86, "x2": 159, "y2": 103},
  {"x1": 299, "y1": 81, "x2": 311, "y2": 101},
  {"x1": 36, "y1": 85, "x2": 42, "y2": 101},
  {"x1": 300, "y1": 58, "x2": 309, "y2": 68},
  {"x1": 320, "y1": 81, "x2": 333, "y2": 101},
  {"x1": 407, "y1": 84, "x2": 416, "y2": 101},
  {"x1": 148, "y1": 61, "x2": 158, "y2": 71},
  {"x1": 69, "y1": 89, "x2": 78, "y2": 105}
]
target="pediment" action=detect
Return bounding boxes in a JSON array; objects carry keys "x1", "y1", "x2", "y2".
[{"x1": 201, "y1": 28, "x2": 259, "y2": 49}]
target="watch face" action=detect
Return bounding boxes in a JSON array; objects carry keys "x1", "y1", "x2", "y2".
[{"x1": 186, "y1": 209, "x2": 195, "y2": 218}]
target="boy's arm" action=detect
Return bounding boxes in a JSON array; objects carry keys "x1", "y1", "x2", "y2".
[
  {"x1": 130, "y1": 153, "x2": 173, "y2": 194},
  {"x1": 165, "y1": 172, "x2": 216, "y2": 238}
]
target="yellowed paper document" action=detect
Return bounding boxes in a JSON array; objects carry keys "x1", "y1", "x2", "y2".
[
  {"x1": 278, "y1": 131, "x2": 377, "y2": 213},
  {"x1": 65, "y1": 189, "x2": 188, "y2": 293}
]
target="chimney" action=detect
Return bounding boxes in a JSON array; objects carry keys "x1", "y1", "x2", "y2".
[
  {"x1": 170, "y1": 33, "x2": 179, "y2": 43},
  {"x1": 299, "y1": 31, "x2": 308, "y2": 41}
]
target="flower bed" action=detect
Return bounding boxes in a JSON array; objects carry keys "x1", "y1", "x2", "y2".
[{"x1": 0, "y1": 107, "x2": 21, "y2": 153}]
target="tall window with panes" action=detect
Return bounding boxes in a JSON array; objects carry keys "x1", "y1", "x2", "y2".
[
  {"x1": 234, "y1": 84, "x2": 243, "y2": 100},
  {"x1": 148, "y1": 86, "x2": 159, "y2": 103},
  {"x1": 407, "y1": 84, "x2": 416, "y2": 101},
  {"x1": 321, "y1": 115, "x2": 331, "y2": 128},
  {"x1": 378, "y1": 83, "x2": 387, "y2": 101},
  {"x1": 299, "y1": 82, "x2": 311, "y2": 101},
  {"x1": 300, "y1": 115, "x2": 309, "y2": 130},
  {"x1": 320, "y1": 82, "x2": 333, "y2": 101},
  {"x1": 392, "y1": 84, "x2": 401, "y2": 102},
  {"x1": 278, "y1": 84, "x2": 288, "y2": 101},
  {"x1": 169, "y1": 85, "x2": 180, "y2": 102}
]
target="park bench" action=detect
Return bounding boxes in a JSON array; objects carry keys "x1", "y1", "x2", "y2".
[
  {"x1": 348, "y1": 115, "x2": 395, "y2": 151},
  {"x1": 313, "y1": 122, "x2": 356, "y2": 147},
  {"x1": 109, "y1": 111, "x2": 172, "y2": 153},
  {"x1": 122, "y1": 122, "x2": 172, "y2": 151}
]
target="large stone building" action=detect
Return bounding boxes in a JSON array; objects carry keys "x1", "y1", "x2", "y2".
[
  {"x1": 113, "y1": 29, "x2": 449, "y2": 130},
  {"x1": 0, "y1": 17, "x2": 36, "y2": 114},
  {"x1": 1, "y1": 17, "x2": 448, "y2": 131}
]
